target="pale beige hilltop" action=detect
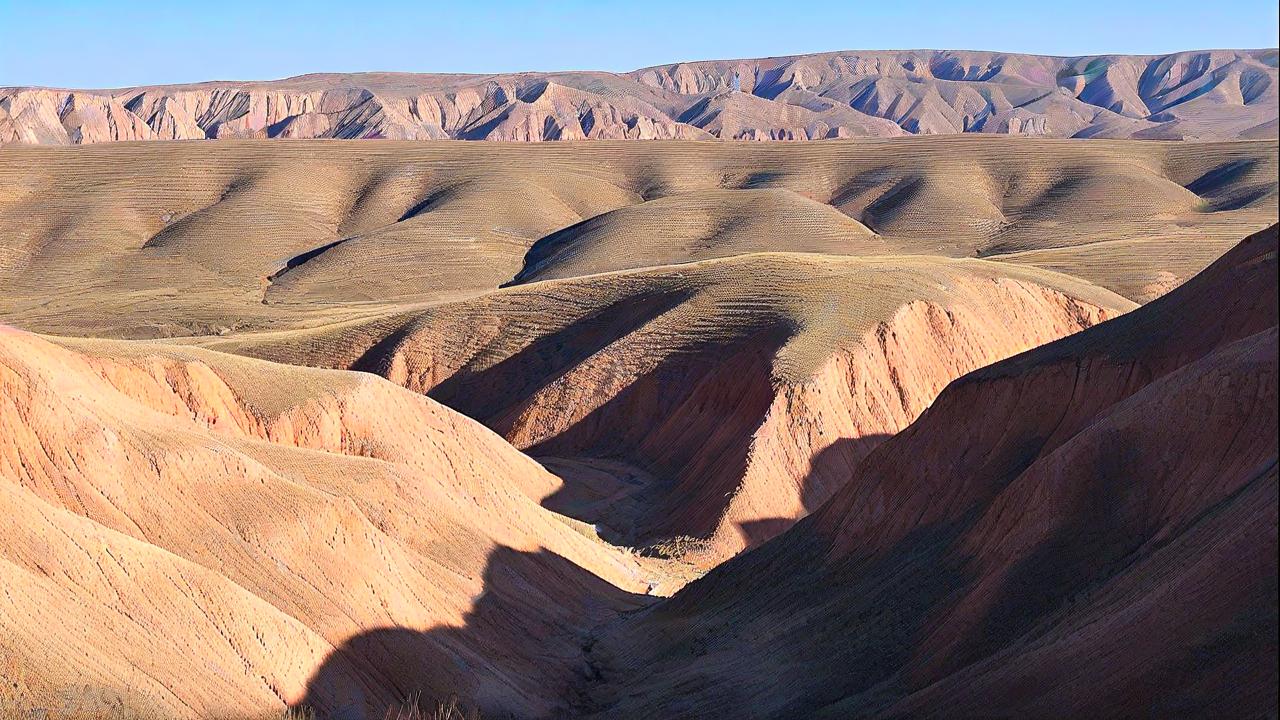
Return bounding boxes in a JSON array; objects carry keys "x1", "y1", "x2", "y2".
[{"x1": 2, "y1": 49, "x2": 1276, "y2": 144}]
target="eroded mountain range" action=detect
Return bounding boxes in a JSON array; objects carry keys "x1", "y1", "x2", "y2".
[{"x1": 3, "y1": 48, "x2": 1277, "y2": 143}]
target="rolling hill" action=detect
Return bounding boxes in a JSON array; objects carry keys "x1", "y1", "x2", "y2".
[
  {"x1": 0, "y1": 137, "x2": 1274, "y2": 340},
  {"x1": 0, "y1": 117, "x2": 1276, "y2": 717}
]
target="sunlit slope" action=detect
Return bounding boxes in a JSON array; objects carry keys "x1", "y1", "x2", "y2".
[
  {"x1": 0, "y1": 327, "x2": 656, "y2": 718},
  {"x1": 509, "y1": 188, "x2": 880, "y2": 284},
  {"x1": 3, "y1": 49, "x2": 1275, "y2": 142}
]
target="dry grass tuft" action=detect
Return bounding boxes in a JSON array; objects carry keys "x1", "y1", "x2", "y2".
[{"x1": 382, "y1": 694, "x2": 480, "y2": 720}]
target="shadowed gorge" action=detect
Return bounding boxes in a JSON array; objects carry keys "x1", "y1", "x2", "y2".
[
  {"x1": 578, "y1": 225, "x2": 1278, "y2": 719},
  {"x1": 295, "y1": 547, "x2": 649, "y2": 719}
]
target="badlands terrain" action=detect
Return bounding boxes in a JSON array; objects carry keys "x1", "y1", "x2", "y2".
[
  {"x1": 0, "y1": 56, "x2": 1277, "y2": 720},
  {"x1": 2, "y1": 49, "x2": 1278, "y2": 144}
]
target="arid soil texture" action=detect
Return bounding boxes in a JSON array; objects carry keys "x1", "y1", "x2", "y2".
[{"x1": 0, "y1": 131, "x2": 1276, "y2": 719}]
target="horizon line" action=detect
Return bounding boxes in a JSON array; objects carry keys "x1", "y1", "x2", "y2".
[{"x1": 5, "y1": 45, "x2": 1276, "y2": 93}]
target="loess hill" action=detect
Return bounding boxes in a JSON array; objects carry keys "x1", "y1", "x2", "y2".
[
  {"x1": 4, "y1": 135, "x2": 1274, "y2": 565},
  {"x1": 201, "y1": 252, "x2": 1133, "y2": 563},
  {"x1": 0, "y1": 137, "x2": 1275, "y2": 338},
  {"x1": 0, "y1": 328, "x2": 668, "y2": 717},
  {"x1": 0, "y1": 130, "x2": 1277, "y2": 719}
]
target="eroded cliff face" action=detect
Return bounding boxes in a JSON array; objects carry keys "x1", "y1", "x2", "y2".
[
  {"x1": 580, "y1": 225, "x2": 1279, "y2": 720},
  {"x1": 0, "y1": 328, "x2": 657, "y2": 719},
  {"x1": 0, "y1": 80, "x2": 713, "y2": 145},
  {"x1": 695, "y1": 282, "x2": 1116, "y2": 561},
  {"x1": 3, "y1": 48, "x2": 1275, "y2": 144}
]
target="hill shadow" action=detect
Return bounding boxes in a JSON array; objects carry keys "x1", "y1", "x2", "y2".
[
  {"x1": 425, "y1": 288, "x2": 694, "y2": 426},
  {"x1": 294, "y1": 546, "x2": 651, "y2": 720},
  {"x1": 525, "y1": 321, "x2": 793, "y2": 549},
  {"x1": 580, "y1": 512, "x2": 982, "y2": 719}
]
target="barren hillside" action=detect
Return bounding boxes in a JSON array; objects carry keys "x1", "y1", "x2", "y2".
[
  {"x1": 1, "y1": 135, "x2": 1273, "y2": 569},
  {"x1": 580, "y1": 224, "x2": 1279, "y2": 719},
  {"x1": 3, "y1": 225, "x2": 1262, "y2": 719},
  {"x1": 0, "y1": 137, "x2": 1274, "y2": 339},
  {"x1": 0, "y1": 328, "x2": 669, "y2": 718},
  {"x1": 0, "y1": 129, "x2": 1276, "y2": 719},
  {"x1": 197, "y1": 252, "x2": 1132, "y2": 563}
]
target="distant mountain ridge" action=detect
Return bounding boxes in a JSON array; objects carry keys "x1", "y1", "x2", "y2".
[{"x1": 2, "y1": 48, "x2": 1276, "y2": 143}]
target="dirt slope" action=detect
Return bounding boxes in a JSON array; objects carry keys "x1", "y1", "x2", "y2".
[
  {"x1": 580, "y1": 224, "x2": 1278, "y2": 719},
  {"x1": 507, "y1": 188, "x2": 879, "y2": 284},
  {"x1": 0, "y1": 328, "x2": 660, "y2": 719},
  {"x1": 0, "y1": 129, "x2": 1275, "y2": 720},
  {"x1": 2, "y1": 49, "x2": 1275, "y2": 143},
  {"x1": 199, "y1": 253, "x2": 1133, "y2": 566}
]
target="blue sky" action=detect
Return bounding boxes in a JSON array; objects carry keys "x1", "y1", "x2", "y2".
[{"x1": 2, "y1": 0, "x2": 1277, "y2": 88}]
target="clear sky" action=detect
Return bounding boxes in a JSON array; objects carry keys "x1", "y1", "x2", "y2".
[{"x1": 2, "y1": 0, "x2": 1277, "y2": 88}]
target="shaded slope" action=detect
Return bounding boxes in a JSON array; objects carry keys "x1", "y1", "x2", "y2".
[
  {"x1": 208, "y1": 253, "x2": 1132, "y2": 566},
  {"x1": 0, "y1": 328, "x2": 657, "y2": 718},
  {"x1": 582, "y1": 224, "x2": 1278, "y2": 719},
  {"x1": 675, "y1": 89, "x2": 907, "y2": 139}
]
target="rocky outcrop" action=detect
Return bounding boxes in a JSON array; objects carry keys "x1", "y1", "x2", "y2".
[
  {"x1": 581, "y1": 225, "x2": 1279, "y2": 719},
  {"x1": 2, "y1": 49, "x2": 1275, "y2": 144}
]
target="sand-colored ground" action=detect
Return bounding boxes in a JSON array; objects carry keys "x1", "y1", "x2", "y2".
[
  {"x1": 0, "y1": 134, "x2": 1276, "y2": 719},
  {"x1": 0, "y1": 328, "x2": 679, "y2": 718}
]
